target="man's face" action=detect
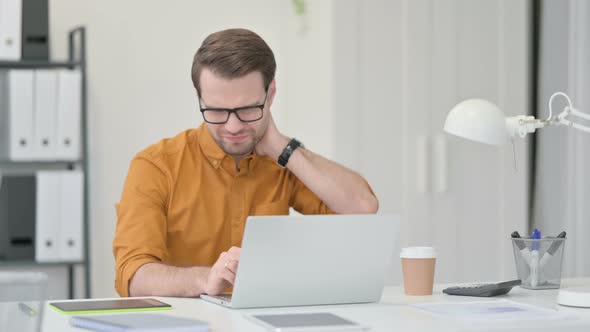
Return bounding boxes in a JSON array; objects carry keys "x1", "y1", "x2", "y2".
[{"x1": 199, "y1": 68, "x2": 275, "y2": 159}]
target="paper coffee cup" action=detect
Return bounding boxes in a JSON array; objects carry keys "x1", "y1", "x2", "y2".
[{"x1": 400, "y1": 247, "x2": 436, "y2": 295}]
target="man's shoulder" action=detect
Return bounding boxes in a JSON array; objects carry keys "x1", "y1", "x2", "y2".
[{"x1": 135, "y1": 129, "x2": 199, "y2": 163}]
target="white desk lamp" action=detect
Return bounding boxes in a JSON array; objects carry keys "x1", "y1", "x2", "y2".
[
  {"x1": 444, "y1": 92, "x2": 590, "y2": 308},
  {"x1": 445, "y1": 92, "x2": 590, "y2": 145}
]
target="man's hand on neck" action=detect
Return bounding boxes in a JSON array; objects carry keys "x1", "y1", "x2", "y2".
[{"x1": 255, "y1": 114, "x2": 290, "y2": 161}]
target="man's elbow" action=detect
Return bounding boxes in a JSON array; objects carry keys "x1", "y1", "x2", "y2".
[
  {"x1": 127, "y1": 263, "x2": 152, "y2": 297},
  {"x1": 355, "y1": 195, "x2": 379, "y2": 214},
  {"x1": 366, "y1": 195, "x2": 379, "y2": 214}
]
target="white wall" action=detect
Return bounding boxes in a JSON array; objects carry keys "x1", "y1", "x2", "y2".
[
  {"x1": 534, "y1": 0, "x2": 590, "y2": 278},
  {"x1": 49, "y1": 0, "x2": 336, "y2": 297},
  {"x1": 334, "y1": 0, "x2": 531, "y2": 284}
]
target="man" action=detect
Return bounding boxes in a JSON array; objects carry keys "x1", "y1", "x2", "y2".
[{"x1": 113, "y1": 28, "x2": 378, "y2": 298}]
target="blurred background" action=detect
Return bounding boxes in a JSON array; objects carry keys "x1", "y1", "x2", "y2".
[{"x1": 1, "y1": 0, "x2": 589, "y2": 299}]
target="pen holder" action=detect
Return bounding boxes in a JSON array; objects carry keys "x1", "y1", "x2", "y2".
[{"x1": 511, "y1": 238, "x2": 566, "y2": 290}]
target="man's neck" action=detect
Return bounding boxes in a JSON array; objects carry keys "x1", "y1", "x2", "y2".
[
  {"x1": 233, "y1": 157, "x2": 243, "y2": 171},
  {"x1": 231, "y1": 151, "x2": 253, "y2": 171}
]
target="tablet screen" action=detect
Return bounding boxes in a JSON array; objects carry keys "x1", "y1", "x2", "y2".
[
  {"x1": 251, "y1": 312, "x2": 362, "y2": 330},
  {"x1": 49, "y1": 298, "x2": 171, "y2": 313}
]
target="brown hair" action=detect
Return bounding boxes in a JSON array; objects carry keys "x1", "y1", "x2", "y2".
[{"x1": 191, "y1": 28, "x2": 276, "y2": 97}]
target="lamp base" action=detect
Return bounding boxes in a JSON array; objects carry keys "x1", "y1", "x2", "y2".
[{"x1": 557, "y1": 287, "x2": 590, "y2": 308}]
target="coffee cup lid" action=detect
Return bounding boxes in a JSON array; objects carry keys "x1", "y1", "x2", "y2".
[{"x1": 400, "y1": 247, "x2": 437, "y2": 258}]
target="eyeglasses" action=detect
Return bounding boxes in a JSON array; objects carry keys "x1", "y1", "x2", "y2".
[{"x1": 199, "y1": 91, "x2": 268, "y2": 124}]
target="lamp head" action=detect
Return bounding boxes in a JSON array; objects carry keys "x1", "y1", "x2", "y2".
[{"x1": 444, "y1": 99, "x2": 510, "y2": 146}]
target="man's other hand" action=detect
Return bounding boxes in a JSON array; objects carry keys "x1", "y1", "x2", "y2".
[
  {"x1": 255, "y1": 113, "x2": 289, "y2": 160},
  {"x1": 203, "y1": 246, "x2": 241, "y2": 295}
]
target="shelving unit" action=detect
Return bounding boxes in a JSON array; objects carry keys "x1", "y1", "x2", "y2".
[{"x1": 0, "y1": 27, "x2": 89, "y2": 299}]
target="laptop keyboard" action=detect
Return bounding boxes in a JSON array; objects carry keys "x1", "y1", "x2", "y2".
[{"x1": 215, "y1": 294, "x2": 233, "y2": 302}]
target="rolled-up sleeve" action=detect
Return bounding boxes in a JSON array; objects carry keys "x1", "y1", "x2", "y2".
[
  {"x1": 289, "y1": 173, "x2": 335, "y2": 215},
  {"x1": 289, "y1": 172, "x2": 377, "y2": 215},
  {"x1": 113, "y1": 155, "x2": 170, "y2": 297}
]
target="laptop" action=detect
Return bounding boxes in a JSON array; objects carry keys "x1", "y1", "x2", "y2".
[{"x1": 200, "y1": 214, "x2": 398, "y2": 309}]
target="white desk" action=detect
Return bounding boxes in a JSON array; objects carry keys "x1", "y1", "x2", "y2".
[{"x1": 43, "y1": 279, "x2": 590, "y2": 331}]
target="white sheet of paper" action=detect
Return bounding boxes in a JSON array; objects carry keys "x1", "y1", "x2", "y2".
[{"x1": 411, "y1": 300, "x2": 569, "y2": 322}]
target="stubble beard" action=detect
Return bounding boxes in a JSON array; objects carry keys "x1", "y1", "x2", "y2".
[{"x1": 216, "y1": 129, "x2": 263, "y2": 159}]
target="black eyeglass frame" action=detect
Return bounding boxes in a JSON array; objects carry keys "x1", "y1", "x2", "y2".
[{"x1": 199, "y1": 90, "x2": 269, "y2": 124}]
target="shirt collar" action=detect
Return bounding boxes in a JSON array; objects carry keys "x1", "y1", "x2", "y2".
[{"x1": 197, "y1": 123, "x2": 227, "y2": 169}]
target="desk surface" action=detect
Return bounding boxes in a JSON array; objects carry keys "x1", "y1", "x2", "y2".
[{"x1": 42, "y1": 279, "x2": 590, "y2": 332}]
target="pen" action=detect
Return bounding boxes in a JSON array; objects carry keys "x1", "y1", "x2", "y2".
[
  {"x1": 539, "y1": 231, "x2": 566, "y2": 268},
  {"x1": 531, "y1": 229, "x2": 541, "y2": 250},
  {"x1": 18, "y1": 302, "x2": 37, "y2": 317},
  {"x1": 530, "y1": 229, "x2": 541, "y2": 287}
]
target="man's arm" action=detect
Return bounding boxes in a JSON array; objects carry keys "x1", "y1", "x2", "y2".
[
  {"x1": 115, "y1": 155, "x2": 241, "y2": 297},
  {"x1": 129, "y1": 263, "x2": 208, "y2": 297},
  {"x1": 256, "y1": 116, "x2": 378, "y2": 214},
  {"x1": 129, "y1": 247, "x2": 241, "y2": 297}
]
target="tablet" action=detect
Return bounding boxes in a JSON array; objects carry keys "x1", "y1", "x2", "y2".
[
  {"x1": 49, "y1": 298, "x2": 171, "y2": 315},
  {"x1": 247, "y1": 312, "x2": 369, "y2": 332}
]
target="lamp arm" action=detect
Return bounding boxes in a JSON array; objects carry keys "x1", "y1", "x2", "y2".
[
  {"x1": 555, "y1": 107, "x2": 590, "y2": 133},
  {"x1": 544, "y1": 91, "x2": 590, "y2": 133},
  {"x1": 569, "y1": 108, "x2": 590, "y2": 121}
]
